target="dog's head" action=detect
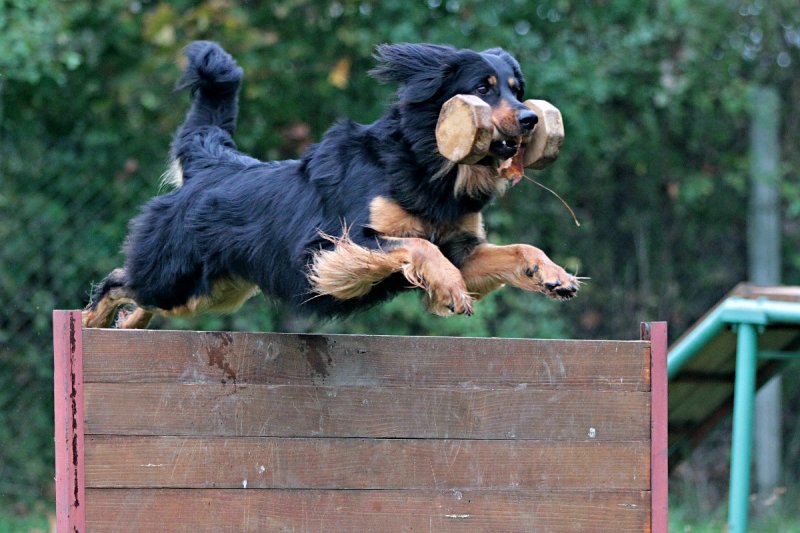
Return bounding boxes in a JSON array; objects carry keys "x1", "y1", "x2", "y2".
[{"x1": 371, "y1": 43, "x2": 536, "y2": 161}]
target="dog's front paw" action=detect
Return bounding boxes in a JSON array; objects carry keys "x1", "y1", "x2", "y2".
[
  {"x1": 399, "y1": 244, "x2": 474, "y2": 316},
  {"x1": 427, "y1": 282, "x2": 474, "y2": 316},
  {"x1": 516, "y1": 245, "x2": 579, "y2": 300},
  {"x1": 541, "y1": 277, "x2": 579, "y2": 300},
  {"x1": 409, "y1": 263, "x2": 473, "y2": 316}
]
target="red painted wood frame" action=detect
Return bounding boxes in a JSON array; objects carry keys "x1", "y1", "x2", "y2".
[
  {"x1": 53, "y1": 310, "x2": 86, "y2": 533},
  {"x1": 53, "y1": 310, "x2": 667, "y2": 532},
  {"x1": 643, "y1": 321, "x2": 669, "y2": 533}
]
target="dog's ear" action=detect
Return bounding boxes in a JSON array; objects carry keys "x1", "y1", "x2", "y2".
[
  {"x1": 481, "y1": 47, "x2": 520, "y2": 70},
  {"x1": 370, "y1": 43, "x2": 459, "y2": 103},
  {"x1": 482, "y1": 47, "x2": 526, "y2": 95}
]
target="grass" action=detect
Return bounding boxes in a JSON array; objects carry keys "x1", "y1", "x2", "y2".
[
  {"x1": 0, "y1": 513, "x2": 52, "y2": 533},
  {"x1": 670, "y1": 502, "x2": 800, "y2": 532}
]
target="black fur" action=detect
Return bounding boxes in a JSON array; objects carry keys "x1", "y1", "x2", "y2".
[{"x1": 91, "y1": 41, "x2": 532, "y2": 317}]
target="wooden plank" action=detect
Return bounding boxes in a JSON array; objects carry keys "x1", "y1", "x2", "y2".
[
  {"x1": 84, "y1": 436, "x2": 650, "y2": 490},
  {"x1": 84, "y1": 383, "x2": 651, "y2": 440},
  {"x1": 82, "y1": 329, "x2": 650, "y2": 390},
  {"x1": 85, "y1": 488, "x2": 650, "y2": 532},
  {"x1": 53, "y1": 310, "x2": 86, "y2": 533}
]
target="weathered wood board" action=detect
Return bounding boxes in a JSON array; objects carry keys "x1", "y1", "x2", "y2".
[{"x1": 54, "y1": 311, "x2": 667, "y2": 532}]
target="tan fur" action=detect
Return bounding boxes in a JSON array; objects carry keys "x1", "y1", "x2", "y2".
[
  {"x1": 308, "y1": 234, "x2": 472, "y2": 315},
  {"x1": 82, "y1": 285, "x2": 136, "y2": 328},
  {"x1": 116, "y1": 307, "x2": 154, "y2": 329},
  {"x1": 491, "y1": 100, "x2": 518, "y2": 137},
  {"x1": 454, "y1": 165, "x2": 508, "y2": 198},
  {"x1": 368, "y1": 197, "x2": 427, "y2": 238},
  {"x1": 508, "y1": 77, "x2": 516, "y2": 89},
  {"x1": 460, "y1": 243, "x2": 579, "y2": 300},
  {"x1": 82, "y1": 275, "x2": 259, "y2": 329},
  {"x1": 455, "y1": 211, "x2": 487, "y2": 240},
  {"x1": 159, "y1": 279, "x2": 260, "y2": 317},
  {"x1": 396, "y1": 237, "x2": 472, "y2": 316},
  {"x1": 368, "y1": 196, "x2": 487, "y2": 241},
  {"x1": 308, "y1": 234, "x2": 415, "y2": 300},
  {"x1": 82, "y1": 269, "x2": 137, "y2": 328},
  {"x1": 487, "y1": 75, "x2": 497, "y2": 86}
]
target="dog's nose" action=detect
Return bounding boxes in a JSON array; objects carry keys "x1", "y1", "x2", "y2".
[{"x1": 518, "y1": 109, "x2": 538, "y2": 133}]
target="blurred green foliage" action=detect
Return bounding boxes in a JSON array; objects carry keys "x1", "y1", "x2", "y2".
[{"x1": 1, "y1": 0, "x2": 799, "y2": 513}]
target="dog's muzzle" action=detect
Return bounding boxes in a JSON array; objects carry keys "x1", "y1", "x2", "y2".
[{"x1": 488, "y1": 109, "x2": 538, "y2": 159}]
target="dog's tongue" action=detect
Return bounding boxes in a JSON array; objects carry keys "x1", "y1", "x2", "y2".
[{"x1": 499, "y1": 141, "x2": 525, "y2": 186}]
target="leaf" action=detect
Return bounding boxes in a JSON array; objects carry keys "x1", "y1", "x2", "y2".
[{"x1": 328, "y1": 57, "x2": 351, "y2": 89}]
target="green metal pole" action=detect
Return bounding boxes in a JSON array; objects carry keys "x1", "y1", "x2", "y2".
[{"x1": 728, "y1": 323, "x2": 759, "y2": 533}]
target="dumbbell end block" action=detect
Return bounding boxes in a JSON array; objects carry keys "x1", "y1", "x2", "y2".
[
  {"x1": 435, "y1": 95, "x2": 493, "y2": 164},
  {"x1": 522, "y1": 99, "x2": 564, "y2": 169}
]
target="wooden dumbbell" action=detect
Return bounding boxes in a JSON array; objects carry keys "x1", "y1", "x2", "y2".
[{"x1": 435, "y1": 95, "x2": 564, "y2": 169}]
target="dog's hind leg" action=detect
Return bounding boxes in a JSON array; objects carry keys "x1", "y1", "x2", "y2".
[
  {"x1": 115, "y1": 306, "x2": 155, "y2": 329},
  {"x1": 309, "y1": 235, "x2": 473, "y2": 316},
  {"x1": 82, "y1": 268, "x2": 139, "y2": 328}
]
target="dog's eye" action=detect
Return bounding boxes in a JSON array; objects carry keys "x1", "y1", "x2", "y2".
[{"x1": 475, "y1": 84, "x2": 490, "y2": 95}]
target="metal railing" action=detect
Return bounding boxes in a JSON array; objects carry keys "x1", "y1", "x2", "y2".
[{"x1": 668, "y1": 296, "x2": 800, "y2": 533}]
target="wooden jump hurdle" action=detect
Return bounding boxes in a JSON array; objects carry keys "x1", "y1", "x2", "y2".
[{"x1": 54, "y1": 310, "x2": 667, "y2": 532}]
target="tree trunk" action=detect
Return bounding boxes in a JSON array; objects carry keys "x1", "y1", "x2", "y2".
[{"x1": 748, "y1": 85, "x2": 782, "y2": 502}]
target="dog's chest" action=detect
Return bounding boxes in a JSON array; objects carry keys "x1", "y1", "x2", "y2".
[{"x1": 367, "y1": 196, "x2": 485, "y2": 245}]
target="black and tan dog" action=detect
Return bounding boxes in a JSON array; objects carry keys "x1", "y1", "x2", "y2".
[{"x1": 83, "y1": 41, "x2": 578, "y2": 329}]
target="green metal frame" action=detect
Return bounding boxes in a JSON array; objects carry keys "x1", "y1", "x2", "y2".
[{"x1": 667, "y1": 297, "x2": 800, "y2": 533}]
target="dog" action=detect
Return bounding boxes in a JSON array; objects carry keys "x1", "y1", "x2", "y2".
[{"x1": 83, "y1": 41, "x2": 579, "y2": 329}]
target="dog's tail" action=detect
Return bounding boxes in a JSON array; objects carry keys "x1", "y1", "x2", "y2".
[{"x1": 165, "y1": 41, "x2": 244, "y2": 188}]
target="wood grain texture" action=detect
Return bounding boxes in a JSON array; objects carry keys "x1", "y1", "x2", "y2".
[
  {"x1": 82, "y1": 329, "x2": 650, "y2": 390},
  {"x1": 71, "y1": 325, "x2": 660, "y2": 531},
  {"x1": 85, "y1": 435, "x2": 650, "y2": 490},
  {"x1": 85, "y1": 488, "x2": 650, "y2": 533},
  {"x1": 522, "y1": 99, "x2": 565, "y2": 169},
  {"x1": 435, "y1": 94, "x2": 493, "y2": 163},
  {"x1": 84, "y1": 383, "x2": 651, "y2": 440}
]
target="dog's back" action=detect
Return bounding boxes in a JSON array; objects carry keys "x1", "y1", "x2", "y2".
[{"x1": 88, "y1": 42, "x2": 399, "y2": 322}]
